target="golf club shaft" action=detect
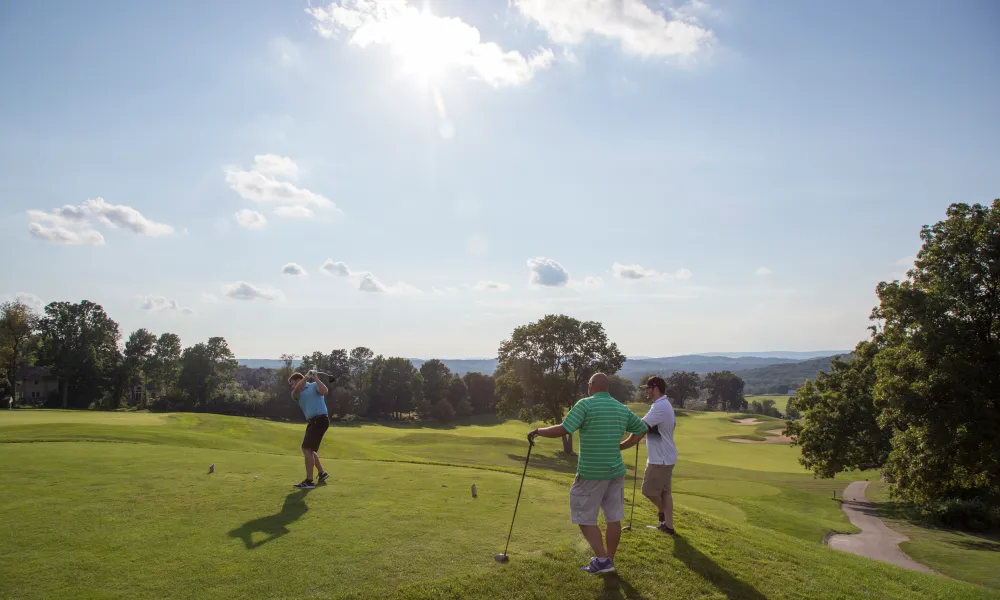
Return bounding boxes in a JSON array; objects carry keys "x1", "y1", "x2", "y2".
[
  {"x1": 628, "y1": 443, "x2": 639, "y2": 529},
  {"x1": 502, "y1": 441, "x2": 533, "y2": 557}
]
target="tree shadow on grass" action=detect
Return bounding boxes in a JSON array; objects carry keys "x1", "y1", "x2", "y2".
[
  {"x1": 673, "y1": 536, "x2": 767, "y2": 600},
  {"x1": 950, "y1": 538, "x2": 1000, "y2": 552},
  {"x1": 228, "y1": 489, "x2": 311, "y2": 550},
  {"x1": 599, "y1": 572, "x2": 646, "y2": 599},
  {"x1": 507, "y1": 452, "x2": 578, "y2": 475}
]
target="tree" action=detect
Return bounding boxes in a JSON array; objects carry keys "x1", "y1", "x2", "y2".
[
  {"x1": 665, "y1": 371, "x2": 701, "y2": 409},
  {"x1": 447, "y1": 376, "x2": 472, "y2": 416},
  {"x1": 420, "y1": 359, "x2": 452, "y2": 407},
  {"x1": 431, "y1": 398, "x2": 455, "y2": 423},
  {"x1": 177, "y1": 337, "x2": 238, "y2": 409},
  {"x1": 146, "y1": 333, "x2": 182, "y2": 399},
  {"x1": 702, "y1": 371, "x2": 746, "y2": 412},
  {"x1": 0, "y1": 300, "x2": 39, "y2": 398},
  {"x1": 608, "y1": 375, "x2": 635, "y2": 404},
  {"x1": 789, "y1": 200, "x2": 1000, "y2": 508},
  {"x1": 120, "y1": 328, "x2": 157, "y2": 407},
  {"x1": 463, "y1": 372, "x2": 496, "y2": 415},
  {"x1": 363, "y1": 356, "x2": 421, "y2": 419},
  {"x1": 786, "y1": 341, "x2": 891, "y2": 478},
  {"x1": 348, "y1": 347, "x2": 374, "y2": 389},
  {"x1": 496, "y1": 314, "x2": 626, "y2": 454},
  {"x1": 37, "y1": 300, "x2": 121, "y2": 408},
  {"x1": 300, "y1": 349, "x2": 350, "y2": 383}
]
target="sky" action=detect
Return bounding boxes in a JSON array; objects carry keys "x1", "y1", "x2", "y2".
[{"x1": 1, "y1": 0, "x2": 998, "y2": 359}]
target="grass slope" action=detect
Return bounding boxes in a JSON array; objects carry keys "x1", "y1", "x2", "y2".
[{"x1": 1, "y1": 409, "x2": 997, "y2": 599}]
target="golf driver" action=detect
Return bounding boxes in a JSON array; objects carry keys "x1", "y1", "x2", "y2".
[
  {"x1": 495, "y1": 434, "x2": 534, "y2": 563},
  {"x1": 623, "y1": 443, "x2": 639, "y2": 531}
]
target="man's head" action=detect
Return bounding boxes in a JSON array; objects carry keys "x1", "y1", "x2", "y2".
[
  {"x1": 588, "y1": 372, "x2": 610, "y2": 395},
  {"x1": 288, "y1": 372, "x2": 305, "y2": 388},
  {"x1": 643, "y1": 376, "x2": 666, "y2": 400}
]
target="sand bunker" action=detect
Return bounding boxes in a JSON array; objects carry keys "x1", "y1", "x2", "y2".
[
  {"x1": 732, "y1": 418, "x2": 761, "y2": 425},
  {"x1": 727, "y1": 429, "x2": 795, "y2": 444}
]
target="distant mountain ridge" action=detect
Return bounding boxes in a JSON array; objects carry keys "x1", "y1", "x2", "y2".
[{"x1": 237, "y1": 352, "x2": 847, "y2": 389}]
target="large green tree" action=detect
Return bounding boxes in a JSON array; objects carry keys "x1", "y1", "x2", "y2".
[
  {"x1": 177, "y1": 337, "x2": 238, "y2": 409},
  {"x1": 463, "y1": 372, "x2": 496, "y2": 415},
  {"x1": 496, "y1": 314, "x2": 626, "y2": 454},
  {"x1": 146, "y1": 333, "x2": 182, "y2": 398},
  {"x1": 665, "y1": 371, "x2": 701, "y2": 408},
  {"x1": 0, "y1": 300, "x2": 39, "y2": 398},
  {"x1": 363, "y1": 356, "x2": 422, "y2": 419},
  {"x1": 119, "y1": 328, "x2": 157, "y2": 407},
  {"x1": 702, "y1": 371, "x2": 746, "y2": 412},
  {"x1": 37, "y1": 300, "x2": 121, "y2": 408},
  {"x1": 419, "y1": 359, "x2": 453, "y2": 408},
  {"x1": 789, "y1": 200, "x2": 1000, "y2": 507}
]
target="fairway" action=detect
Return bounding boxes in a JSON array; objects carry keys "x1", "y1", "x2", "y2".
[{"x1": 2, "y1": 409, "x2": 998, "y2": 599}]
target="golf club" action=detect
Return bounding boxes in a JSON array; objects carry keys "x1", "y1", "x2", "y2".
[
  {"x1": 623, "y1": 443, "x2": 639, "y2": 531},
  {"x1": 494, "y1": 435, "x2": 534, "y2": 563}
]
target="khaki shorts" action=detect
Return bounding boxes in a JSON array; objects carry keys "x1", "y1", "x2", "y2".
[
  {"x1": 642, "y1": 464, "x2": 674, "y2": 496},
  {"x1": 570, "y1": 475, "x2": 625, "y2": 525}
]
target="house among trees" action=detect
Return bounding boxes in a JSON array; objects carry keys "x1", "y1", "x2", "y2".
[{"x1": 14, "y1": 366, "x2": 59, "y2": 404}]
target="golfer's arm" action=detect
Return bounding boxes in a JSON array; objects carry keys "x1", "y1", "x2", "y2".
[
  {"x1": 316, "y1": 379, "x2": 329, "y2": 395},
  {"x1": 532, "y1": 424, "x2": 568, "y2": 438},
  {"x1": 291, "y1": 378, "x2": 307, "y2": 399},
  {"x1": 620, "y1": 432, "x2": 645, "y2": 451}
]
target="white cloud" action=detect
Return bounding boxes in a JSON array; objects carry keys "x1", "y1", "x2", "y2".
[
  {"x1": 320, "y1": 259, "x2": 352, "y2": 277},
  {"x1": 321, "y1": 259, "x2": 420, "y2": 294},
  {"x1": 308, "y1": 0, "x2": 555, "y2": 87},
  {"x1": 222, "y1": 282, "x2": 284, "y2": 301},
  {"x1": 612, "y1": 263, "x2": 692, "y2": 281},
  {"x1": 612, "y1": 262, "x2": 659, "y2": 280},
  {"x1": 253, "y1": 154, "x2": 300, "y2": 181},
  {"x1": 234, "y1": 209, "x2": 268, "y2": 229},
  {"x1": 13, "y1": 292, "x2": 44, "y2": 312},
  {"x1": 527, "y1": 257, "x2": 570, "y2": 287},
  {"x1": 224, "y1": 155, "x2": 337, "y2": 214},
  {"x1": 273, "y1": 206, "x2": 314, "y2": 218},
  {"x1": 515, "y1": 0, "x2": 715, "y2": 59},
  {"x1": 27, "y1": 198, "x2": 172, "y2": 245},
  {"x1": 473, "y1": 280, "x2": 510, "y2": 292},
  {"x1": 138, "y1": 295, "x2": 195, "y2": 314},
  {"x1": 282, "y1": 262, "x2": 308, "y2": 276},
  {"x1": 755, "y1": 266, "x2": 773, "y2": 276},
  {"x1": 201, "y1": 293, "x2": 222, "y2": 304}
]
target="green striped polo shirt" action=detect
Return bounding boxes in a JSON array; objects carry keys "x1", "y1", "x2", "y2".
[{"x1": 562, "y1": 392, "x2": 648, "y2": 480}]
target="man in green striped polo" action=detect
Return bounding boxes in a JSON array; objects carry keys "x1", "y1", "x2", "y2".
[{"x1": 528, "y1": 372, "x2": 648, "y2": 574}]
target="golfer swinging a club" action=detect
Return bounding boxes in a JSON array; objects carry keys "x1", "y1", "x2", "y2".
[
  {"x1": 528, "y1": 373, "x2": 648, "y2": 574},
  {"x1": 289, "y1": 370, "x2": 331, "y2": 489}
]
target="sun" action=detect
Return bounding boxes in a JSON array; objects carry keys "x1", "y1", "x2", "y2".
[{"x1": 394, "y1": 10, "x2": 461, "y2": 85}]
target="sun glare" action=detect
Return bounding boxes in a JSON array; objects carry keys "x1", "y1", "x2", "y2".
[{"x1": 393, "y1": 9, "x2": 465, "y2": 85}]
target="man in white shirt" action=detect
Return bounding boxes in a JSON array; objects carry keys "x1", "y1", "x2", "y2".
[{"x1": 620, "y1": 375, "x2": 677, "y2": 534}]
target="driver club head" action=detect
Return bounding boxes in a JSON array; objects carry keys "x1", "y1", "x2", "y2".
[
  {"x1": 622, "y1": 525, "x2": 632, "y2": 532},
  {"x1": 494, "y1": 553, "x2": 509, "y2": 563}
]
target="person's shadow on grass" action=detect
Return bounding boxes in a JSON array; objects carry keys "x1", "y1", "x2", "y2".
[
  {"x1": 228, "y1": 489, "x2": 311, "y2": 550},
  {"x1": 600, "y1": 573, "x2": 645, "y2": 599},
  {"x1": 673, "y1": 536, "x2": 767, "y2": 600}
]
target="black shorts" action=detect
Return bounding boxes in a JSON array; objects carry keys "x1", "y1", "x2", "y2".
[{"x1": 302, "y1": 415, "x2": 330, "y2": 452}]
